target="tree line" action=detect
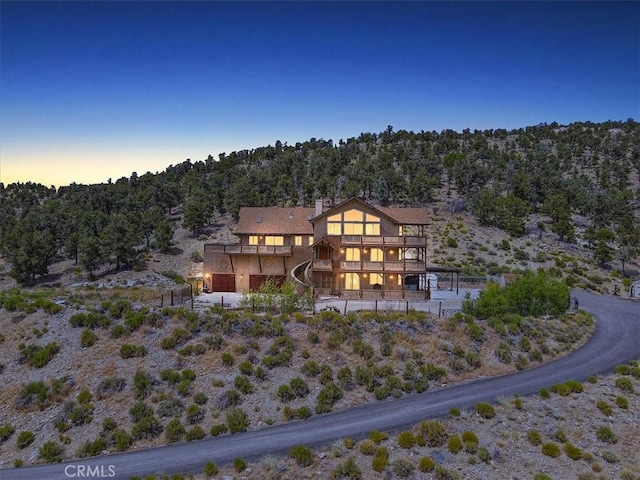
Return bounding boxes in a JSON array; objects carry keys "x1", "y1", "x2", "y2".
[{"x1": 1, "y1": 119, "x2": 638, "y2": 284}]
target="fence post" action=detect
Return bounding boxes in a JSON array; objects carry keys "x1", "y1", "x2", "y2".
[
  {"x1": 221, "y1": 296, "x2": 224, "y2": 310},
  {"x1": 344, "y1": 300, "x2": 348, "y2": 315},
  {"x1": 171, "y1": 290, "x2": 174, "y2": 306},
  {"x1": 375, "y1": 299, "x2": 377, "y2": 313},
  {"x1": 439, "y1": 301, "x2": 442, "y2": 318},
  {"x1": 406, "y1": 301, "x2": 409, "y2": 314}
]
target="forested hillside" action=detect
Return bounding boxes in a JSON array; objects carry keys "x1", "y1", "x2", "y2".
[{"x1": 1, "y1": 120, "x2": 638, "y2": 285}]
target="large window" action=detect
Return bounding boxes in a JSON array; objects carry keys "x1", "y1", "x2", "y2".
[
  {"x1": 369, "y1": 248, "x2": 383, "y2": 261},
  {"x1": 345, "y1": 273, "x2": 360, "y2": 290},
  {"x1": 249, "y1": 236, "x2": 258, "y2": 245},
  {"x1": 294, "y1": 236, "x2": 303, "y2": 246},
  {"x1": 345, "y1": 248, "x2": 360, "y2": 261},
  {"x1": 326, "y1": 209, "x2": 380, "y2": 236},
  {"x1": 264, "y1": 236, "x2": 284, "y2": 246},
  {"x1": 369, "y1": 273, "x2": 383, "y2": 286}
]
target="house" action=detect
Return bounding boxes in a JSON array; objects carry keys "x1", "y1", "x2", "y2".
[{"x1": 203, "y1": 197, "x2": 435, "y2": 298}]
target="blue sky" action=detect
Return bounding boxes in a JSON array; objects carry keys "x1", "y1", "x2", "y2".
[{"x1": 1, "y1": 1, "x2": 638, "y2": 187}]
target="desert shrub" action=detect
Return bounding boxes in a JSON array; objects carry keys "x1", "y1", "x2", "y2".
[
  {"x1": 120, "y1": 344, "x2": 147, "y2": 359},
  {"x1": 369, "y1": 430, "x2": 388, "y2": 443},
  {"x1": 233, "y1": 458, "x2": 247, "y2": 472},
  {"x1": 565, "y1": 380, "x2": 584, "y2": 393},
  {"x1": 233, "y1": 375, "x2": 254, "y2": 395},
  {"x1": 434, "y1": 464, "x2": 462, "y2": 480},
  {"x1": 289, "y1": 445, "x2": 313, "y2": 467},
  {"x1": 210, "y1": 423, "x2": 228, "y2": 436},
  {"x1": 131, "y1": 416, "x2": 163, "y2": 439},
  {"x1": 330, "y1": 457, "x2": 361, "y2": 479},
  {"x1": 343, "y1": 437, "x2": 355, "y2": 449},
  {"x1": 301, "y1": 360, "x2": 321, "y2": 377},
  {"x1": 110, "y1": 429, "x2": 133, "y2": 452},
  {"x1": 178, "y1": 343, "x2": 206, "y2": 356},
  {"x1": 277, "y1": 384, "x2": 294, "y2": 402},
  {"x1": 358, "y1": 439, "x2": 376, "y2": 455},
  {"x1": 217, "y1": 389, "x2": 241, "y2": 410},
  {"x1": 391, "y1": 458, "x2": 415, "y2": 478},
  {"x1": 76, "y1": 438, "x2": 106, "y2": 458},
  {"x1": 371, "y1": 454, "x2": 388, "y2": 472},
  {"x1": 77, "y1": 389, "x2": 92, "y2": 405},
  {"x1": 420, "y1": 420, "x2": 447, "y2": 447},
  {"x1": 290, "y1": 377, "x2": 310, "y2": 398},
  {"x1": 539, "y1": 388, "x2": 550, "y2": 398},
  {"x1": 601, "y1": 450, "x2": 619, "y2": 463},
  {"x1": 533, "y1": 475, "x2": 552, "y2": 480},
  {"x1": 564, "y1": 442, "x2": 583, "y2": 460},
  {"x1": 203, "y1": 461, "x2": 218, "y2": 477},
  {"x1": 221, "y1": 352, "x2": 234, "y2": 366},
  {"x1": 596, "y1": 400, "x2": 613, "y2": 416},
  {"x1": 418, "y1": 456, "x2": 436, "y2": 472},
  {"x1": 449, "y1": 407, "x2": 460, "y2": 417},
  {"x1": 129, "y1": 402, "x2": 154, "y2": 422},
  {"x1": 80, "y1": 329, "x2": 98, "y2": 348},
  {"x1": 615, "y1": 376, "x2": 634, "y2": 393},
  {"x1": 39, "y1": 441, "x2": 64, "y2": 462},
  {"x1": 133, "y1": 370, "x2": 153, "y2": 400},
  {"x1": 527, "y1": 430, "x2": 542, "y2": 445},
  {"x1": 186, "y1": 404, "x2": 204, "y2": 424},
  {"x1": 16, "y1": 431, "x2": 35, "y2": 449},
  {"x1": 541, "y1": 442, "x2": 561, "y2": 458},
  {"x1": 238, "y1": 360, "x2": 253, "y2": 376},
  {"x1": 398, "y1": 431, "x2": 415, "y2": 448},
  {"x1": 614, "y1": 364, "x2": 631, "y2": 375},
  {"x1": 156, "y1": 396, "x2": 184, "y2": 418},
  {"x1": 448, "y1": 435, "x2": 463, "y2": 453},
  {"x1": 319, "y1": 364, "x2": 334, "y2": 384},
  {"x1": 596, "y1": 425, "x2": 616, "y2": 443},
  {"x1": 615, "y1": 396, "x2": 629, "y2": 409},
  {"x1": 554, "y1": 429, "x2": 567, "y2": 443},
  {"x1": 226, "y1": 407, "x2": 249, "y2": 433},
  {"x1": 478, "y1": 446, "x2": 491, "y2": 462},
  {"x1": 475, "y1": 402, "x2": 495, "y2": 419},
  {"x1": 0, "y1": 424, "x2": 15, "y2": 444},
  {"x1": 19, "y1": 342, "x2": 60, "y2": 368},
  {"x1": 315, "y1": 382, "x2": 343, "y2": 414},
  {"x1": 185, "y1": 426, "x2": 205, "y2": 441},
  {"x1": 337, "y1": 366, "x2": 354, "y2": 390}
]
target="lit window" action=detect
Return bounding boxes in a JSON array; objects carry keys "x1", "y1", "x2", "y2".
[
  {"x1": 345, "y1": 273, "x2": 360, "y2": 290},
  {"x1": 370, "y1": 273, "x2": 383, "y2": 285},
  {"x1": 398, "y1": 275, "x2": 403, "y2": 286},
  {"x1": 249, "y1": 236, "x2": 259, "y2": 245},
  {"x1": 265, "y1": 236, "x2": 284, "y2": 246},
  {"x1": 344, "y1": 222, "x2": 363, "y2": 235},
  {"x1": 294, "y1": 236, "x2": 303, "y2": 246},
  {"x1": 365, "y1": 223, "x2": 380, "y2": 235},
  {"x1": 345, "y1": 248, "x2": 360, "y2": 261},
  {"x1": 369, "y1": 248, "x2": 383, "y2": 261},
  {"x1": 328, "y1": 213, "x2": 341, "y2": 222},
  {"x1": 328, "y1": 222, "x2": 342, "y2": 235},
  {"x1": 344, "y1": 209, "x2": 364, "y2": 222},
  {"x1": 308, "y1": 236, "x2": 314, "y2": 245}
]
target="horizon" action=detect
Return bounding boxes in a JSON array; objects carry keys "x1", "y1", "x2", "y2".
[{"x1": 2, "y1": 1, "x2": 638, "y2": 188}]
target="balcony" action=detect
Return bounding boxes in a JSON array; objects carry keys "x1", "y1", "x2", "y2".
[
  {"x1": 205, "y1": 244, "x2": 292, "y2": 255},
  {"x1": 312, "y1": 259, "x2": 333, "y2": 270},
  {"x1": 339, "y1": 260, "x2": 426, "y2": 272},
  {"x1": 340, "y1": 235, "x2": 427, "y2": 247}
]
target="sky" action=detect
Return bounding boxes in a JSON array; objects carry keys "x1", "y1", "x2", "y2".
[{"x1": 1, "y1": 1, "x2": 639, "y2": 188}]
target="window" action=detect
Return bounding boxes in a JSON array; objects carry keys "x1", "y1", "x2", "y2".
[
  {"x1": 308, "y1": 236, "x2": 314, "y2": 245},
  {"x1": 345, "y1": 248, "x2": 360, "y2": 261},
  {"x1": 325, "y1": 209, "x2": 380, "y2": 236},
  {"x1": 398, "y1": 275, "x2": 403, "y2": 286},
  {"x1": 344, "y1": 209, "x2": 364, "y2": 222},
  {"x1": 328, "y1": 222, "x2": 342, "y2": 235},
  {"x1": 249, "y1": 236, "x2": 258, "y2": 245},
  {"x1": 294, "y1": 236, "x2": 303, "y2": 246},
  {"x1": 345, "y1": 273, "x2": 360, "y2": 290},
  {"x1": 365, "y1": 223, "x2": 380, "y2": 235},
  {"x1": 343, "y1": 222, "x2": 363, "y2": 235},
  {"x1": 264, "y1": 236, "x2": 284, "y2": 246},
  {"x1": 369, "y1": 273, "x2": 383, "y2": 286},
  {"x1": 369, "y1": 248, "x2": 383, "y2": 261}
]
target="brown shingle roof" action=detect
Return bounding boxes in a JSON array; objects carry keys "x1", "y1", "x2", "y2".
[
  {"x1": 378, "y1": 206, "x2": 430, "y2": 225},
  {"x1": 235, "y1": 207, "x2": 315, "y2": 235}
]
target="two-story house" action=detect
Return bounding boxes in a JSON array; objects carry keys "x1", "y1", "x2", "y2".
[{"x1": 203, "y1": 197, "x2": 432, "y2": 298}]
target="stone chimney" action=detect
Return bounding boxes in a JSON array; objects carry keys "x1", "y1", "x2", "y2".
[{"x1": 315, "y1": 199, "x2": 323, "y2": 217}]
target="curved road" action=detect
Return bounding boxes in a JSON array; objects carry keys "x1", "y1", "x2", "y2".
[{"x1": 3, "y1": 291, "x2": 638, "y2": 480}]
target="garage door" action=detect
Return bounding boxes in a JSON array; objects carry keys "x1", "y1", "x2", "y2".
[
  {"x1": 249, "y1": 275, "x2": 287, "y2": 291},
  {"x1": 211, "y1": 274, "x2": 236, "y2": 292}
]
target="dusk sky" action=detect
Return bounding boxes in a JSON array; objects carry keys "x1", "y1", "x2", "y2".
[{"x1": 1, "y1": 1, "x2": 638, "y2": 188}]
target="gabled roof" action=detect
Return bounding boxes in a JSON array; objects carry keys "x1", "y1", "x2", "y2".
[
  {"x1": 310, "y1": 236, "x2": 341, "y2": 250},
  {"x1": 235, "y1": 207, "x2": 315, "y2": 235},
  {"x1": 312, "y1": 197, "x2": 430, "y2": 225}
]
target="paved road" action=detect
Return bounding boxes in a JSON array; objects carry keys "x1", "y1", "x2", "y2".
[{"x1": 2, "y1": 291, "x2": 638, "y2": 480}]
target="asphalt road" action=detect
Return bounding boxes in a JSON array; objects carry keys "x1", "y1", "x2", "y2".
[{"x1": 2, "y1": 291, "x2": 638, "y2": 480}]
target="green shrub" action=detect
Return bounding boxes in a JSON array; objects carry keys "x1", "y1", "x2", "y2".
[
  {"x1": 358, "y1": 439, "x2": 376, "y2": 455},
  {"x1": 565, "y1": 380, "x2": 584, "y2": 393},
  {"x1": 541, "y1": 442, "x2": 561, "y2": 458},
  {"x1": 478, "y1": 446, "x2": 491, "y2": 463},
  {"x1": 0, "y1": 424, "x2": 15, "y2": 444},
  {"x1": 233, "y1": 458, "x2": 247, "y2": 472},
  {"x1": 601, "y1": 450, "x2": 619, "y2": 463},
  {"x1": 550, "y1": 383, "x2": 572, "y2": 396},
  {"x1": 39, "y1": 441, "x2": 64, "y2": 462},
  {"x1": 564, "y1": 442, "x2": 583, "y2": 460},
  {"x1": 210, "y1": 424, "x2": 228, "y2": 436},
  {"x1": 289, "y1": 377, "x2": 310, "y2": 398},
  {"x1": 330, "y1": 457, "x2": 361, "y2": 479},
  {"x1": 554, "y1": 429, "x2": 567, "y2": 443},
  {"x1": 615, "y1": 376, "x2": 634, "y2": 393},
  {"x1": 76, "y1": 438, "x2": 107, "y2": 458},
  {"x1": 475, "y1": 402, "x2": 495, "y2": 419},
  {"x1": 165, "y1": 419, "x2": 185, "y2": 443},
  {"x1": 444, "y1": 433, "x2": 462, "y2": 455},
  {"x1": 131, "y1": 416, "x2": 163, "y2": 439},
  {"x1": 596, "y1": 400, "x2": 613, "y2": 416},
  {"x1": 185, "y1": 426, "x2": 205, "y2": 441},
  {"x1": 226, "y1": 408, "x2": 249, "y2": 433},
  {"x1": 111, "y1": 429, "x2": 133, "y2": 452},
  {"x1": 19, "y1": 342, "x2": 60, "y2": 368},
  {"x1": 614, "y1": 364, "x2": 631, "y2": 375},
  {"x1": 527, "y1": 430, "x2": 542, "y2": 445},
  {"x1": 587, "y1": 375, "x2": 597, "y2": 383},
  {"x1": 16, "y1": 431, "x2": 35, "y2": 449},
  {"x1": 238, "y1": 360, "x2": 253, "y2": 376},
  {"x1": 133, "y1": 370, "x2": 153, "y2": 399},
  {"x1": 221, "y1": 352, "x2": 234, "y2": 366},
  {"x1": 301, "y1": 360, "x2": 320, "y2": 377},
  {"x1": 369, "y1": 430, "x2": 388, "y2": 444},
  {"x1": 418, "y1": 456, "x2": 435, "y2": 472},
  {"x1": 615, "y1": 396, "x2": 629, "y2": 409},
  {"x1": 120, "y1": 344, "x2": 147, "y2": 359},
  {"x1": 371, "y1": 454, "x2": 388, "y2": 472},
  {"x1": 596, "y1": 425, "x2": 616, "y2": 443},
  {"x1": 80, "y1": 329, "x2": 98, "y2": 348},
  {"x1": 398, "y1": 431, "x2": 415, "y2": 449},
  {"x1": 539, "y1": 388, "x2": 550, "y2": 398},
  {"x1": 533, "y1": 475, "x2": 552, "y2": 480},
  {"x1": 233, "y1": 375, "x2": 254, "y2": 395},
  {"x1": 420, "y1": 420, "x2": 447, "y2": 447},
  {"x1": 203, "y1": 461, "x2": 218, "y2": 477},
  {"x1": 449, "y1": 407, "x2": 460, "y2": 417},
  {"x1": 289, "y1": 445, "x2": 313, "y2": 466}
]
